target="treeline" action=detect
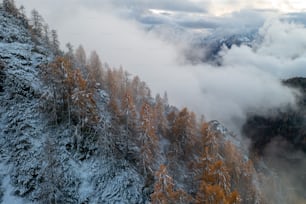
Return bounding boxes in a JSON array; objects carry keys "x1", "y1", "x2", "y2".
[{"x1": 3, "y1": 1, "x2": 264, "y2": 203}]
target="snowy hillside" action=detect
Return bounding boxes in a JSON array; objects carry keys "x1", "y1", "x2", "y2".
[
  {"x1": 2, "y1": 1, "x2": 306, "y2": 204},
  {"x1": 0, "y1": 6, "x2": 145, "y2": 204}
]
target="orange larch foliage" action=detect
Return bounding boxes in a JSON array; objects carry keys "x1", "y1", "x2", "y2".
[
  {"x1": 151, "y1": 165, "x2": 192, "y2": 204},
  {"x1": 106, "y1": 69, "x2": 121, "y2": 117},
  {"x1": 106, "y1": 69, "x2": 118, "y2": 98},
  {"x1": 195, "y1": 122, "x2": 240, "y2": 204},
  {"x1": 170, "y1": 108, "x2": 197, "y2": 152},
  {"x1": 121, "y1": 90, "x2": 137, "y2": 130},
  {"x1": 196, "y1": 159, "x2": 240, "y2": 204},
  {"x1": 87, "y1": 50, "x2": 104, "y2": 88},
  {"x1": 139, "y1": 100, "x2": 158, "y2": 175},
  {"x1": 42, "y1": 56, "x2": 99, "y2": 127},
  {"x1": 71, "y1": 69, "x2": 99, "y2": 127},
  {"x1": 222, "y1": 141, "x2": 263, "y2": 203}
]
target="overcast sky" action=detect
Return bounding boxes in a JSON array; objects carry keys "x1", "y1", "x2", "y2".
[{"x1": 14, "y1": 0, "x2": 306, "y2": 131}]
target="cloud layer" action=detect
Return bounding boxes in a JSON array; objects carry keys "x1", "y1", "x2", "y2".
[{"x1": 14, "y1": 0, "x2": 306, "y2": 131}]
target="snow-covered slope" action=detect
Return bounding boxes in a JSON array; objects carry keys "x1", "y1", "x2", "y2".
[{"x1": 0, "y1": 8, "x2": 145, "y2": 204}]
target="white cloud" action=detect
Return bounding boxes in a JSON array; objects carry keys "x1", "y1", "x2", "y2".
[
  {"x1": 222, "y1": 19, "x2": 306, "y2": 78},
  {"x1": 14, "y1": 0, "x2": 304, "y2": 132}
]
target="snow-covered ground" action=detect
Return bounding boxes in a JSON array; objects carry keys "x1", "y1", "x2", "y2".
[{"x1": 0, "y1": 9, "x2": 145, "y2": 204}]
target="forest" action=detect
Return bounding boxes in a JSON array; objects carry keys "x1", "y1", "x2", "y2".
[{"x1": 1, "y1": 0, "x2": 306, "y2": 203}]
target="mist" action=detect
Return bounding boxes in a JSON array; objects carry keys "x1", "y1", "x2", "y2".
[
  {"x1": 15, "y1": 0, "x2": 305, "y2": 131},
  {"x1": 261, "y1": 138, "x2": 306, "y2": 203}
]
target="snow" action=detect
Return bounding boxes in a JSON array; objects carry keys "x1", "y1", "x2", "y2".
[
  {"x1": 0, "y1": 9, "x2": 146, "y2": 203},
  {"x1": 0, "y1": 42, "x2": 47, "y2": 95},
  {"x1": 0, "y1": 162, "x2": 27, "y2": 204},
  {"x1": 208, "y1": 120, "x2": 241, "y2": 147},
  {"x1": 2, "y1": 175, "x2": 25, "y2": 204},
  {"x1": 0, "y1": 12, "x2": 31, "y2": 44}
]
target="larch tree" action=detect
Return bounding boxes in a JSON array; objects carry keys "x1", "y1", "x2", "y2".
[
  {"x1": 222, "y1": 141, "x2": 249, "y2": 191},
  {"x1": 185, "y1": 111, "x2": 198, "y2": 157},
  {"x1": 166, "y1": 111, "x2": 177, "y2": 131},
  {"x1": 111, "y1": 66, "x2": 129, "y2": 101},
  {"x1": 106, "y1": 69, "x2": 120, "y2": 118},
  {"x1": 41, "y1": 56, "x2": 76, "y2": 125},
  {"x1": 139, "y1": 100, "x2": 158, "y2": 175},
  {"x1": 60, "y1": 56, "x2": 75, "y2": 125},
  {"x1": 87, "y1": 50, "x2": 104, "y2": 88},
  {"x1": 106, "y1": 69, "x2": 118, "y2": 97},
  {"x1": 195, "y1": 123, "x2": 240, "y2": 204},
  {"x1": 139, "y1": 80, "x2": 151, "y2": 100},
  {"x1": 74, "y1": 45, "x2": 87, "y2": 76},
  {"x1": 154, "y1": 94, "x2": 168, "y2": 137},
  {"x1": 239, "y1": 159, "x2": 260, "y2": 203},
  {"x1": 130, "y1": 75, "x2": 151, "y2": 108},
  {"x1": 41, "y1": 55, "x2": 100, "y2": 151},
  {"x1": 151, "y1": 164, "x2": 191, "y2": 204},
  {"x1": 169, "y1": 107, "x2": 197, "y2": 159},
  {"x1": 196, "y1": 160, "x2": 240, "y2": 204},
  {"x1": 119, "y1": 89, "x2": 137, "y2": 156},
  {"x1": 131, "y1": 76, "x2": 140, "y2": 95},
  {"x1": 40, "y1": 56, "x2": 69, "y2": 124},
  {"x1": 71, "y1": 69, "x2": 99, "y2": 129},
  {"x1": 121, "y1": 89, "x2": 137, "y2": 130}
]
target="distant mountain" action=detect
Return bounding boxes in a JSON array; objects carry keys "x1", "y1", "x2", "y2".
[
  {"x1": 189, "y1": 30, "x2": 259, "y2": 63},
  {"x1": 146, "y1": 23, "x2": 259, "y2": 64}
]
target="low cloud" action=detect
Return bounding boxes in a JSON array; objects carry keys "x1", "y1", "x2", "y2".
[
  {"x1": 261, "y1": 137, "x2": 306, "y2": 203},
  {"x1": 222, "y1": 19, "x2": 306, "y2": 78},
  {"x1": 15, "y1": 0, "x2": 304, "y2": 132}
]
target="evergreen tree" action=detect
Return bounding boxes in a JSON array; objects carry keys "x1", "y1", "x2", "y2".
[
  {"x1": 42, "y1": 24, "x2": 50, "y2": 45},
  {"x1": 31, "y1": 9, "x2": 44, "y2": 36},
  {"x1": 51, "y1": 29, "x2": 60, "y2": 54},
  {"x1": 3, "y1": 0, "x2": 18, "y2": 16}
]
